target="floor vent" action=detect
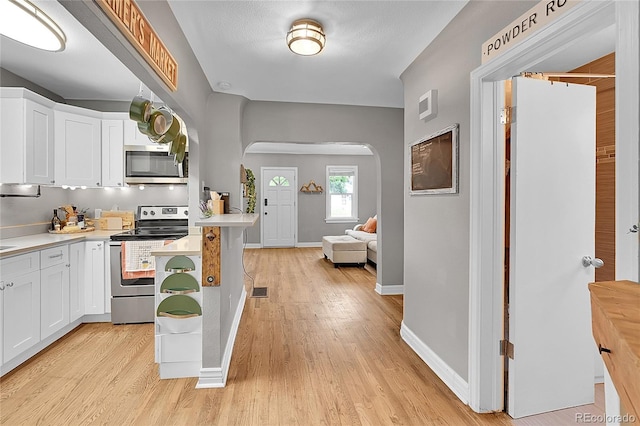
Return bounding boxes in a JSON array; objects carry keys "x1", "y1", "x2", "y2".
[{"x1": 251, "y1": 287, "x2": 268, "y2": 298}]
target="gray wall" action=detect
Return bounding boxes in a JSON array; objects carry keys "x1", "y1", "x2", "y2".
[
  {"x1": 0, "y1": 186, "x2": 188, "y2": 238},
  {"x1": 242, "y1": 153, "x2": 377, "y2": 244},
  {"x1": 242, "y1": 101, "x2": 404, "y2": 288},
  {"x1": 400, "y1": 0, "x2": 537, "y2": 381}
]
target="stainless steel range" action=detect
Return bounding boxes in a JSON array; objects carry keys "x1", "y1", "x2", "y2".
[{"x1": 109, "y1": 205, "x2": 189, "y2": 324}]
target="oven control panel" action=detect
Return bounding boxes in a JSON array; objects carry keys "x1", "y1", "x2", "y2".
[{"x1": 138, "y1": 205, "x2": 189, "y2": 219}]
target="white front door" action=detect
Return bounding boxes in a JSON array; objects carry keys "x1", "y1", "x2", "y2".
[
  {"x1": 508, "y1": 77, "x2": 596, "y2": 418},
  {"x1": 261, "y1": 167, "x2": 297, "y2": 247}
]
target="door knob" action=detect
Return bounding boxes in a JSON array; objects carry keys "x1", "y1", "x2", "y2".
[{"x1": 582, "y1": 256, "x2": 604, "y2": 268}]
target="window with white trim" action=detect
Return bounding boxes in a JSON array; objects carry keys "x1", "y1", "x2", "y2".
[{"x1": 325, "y1": 165, "x2": 358, "y2": 223}]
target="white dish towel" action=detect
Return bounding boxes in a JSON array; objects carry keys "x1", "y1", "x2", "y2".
[{"x1": 124, "y1": 241, "x2": 166, "y2": 272}]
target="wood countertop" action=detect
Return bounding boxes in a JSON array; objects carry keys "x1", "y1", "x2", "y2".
[{"x1": 589, "y1": 280, "x2": 640, "y2": 419}]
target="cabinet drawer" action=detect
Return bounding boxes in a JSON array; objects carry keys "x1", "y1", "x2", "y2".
[
  {"x1": 40, "y1": 245, "x2": 69, "y2": 269},
  {"x1": 159, "y1": 333, "x2": 202, "y2": 362},
  {"x1": 0, "y1": 252, "x2": 39, "y2": 279}
]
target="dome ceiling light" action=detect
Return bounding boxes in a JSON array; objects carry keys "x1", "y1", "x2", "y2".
[
  {"x1": 0, "y1": 0, "x2": 66, "y2": 52},
  {"x1": 286, "y1": 18, "x2": 325, "y2": 56}
]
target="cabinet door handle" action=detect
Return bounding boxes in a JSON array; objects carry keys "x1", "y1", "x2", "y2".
[
  {"x1": 0, "y1": 281, "x2": 4, "y2": 291},
  {"x1": 7, "y1": 281, "x2": 14, "y2": 287},
  {"x1": 49, "y1": 253, "x2": 63, "y2": 259}
]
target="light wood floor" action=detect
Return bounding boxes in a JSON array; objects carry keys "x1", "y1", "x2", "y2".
[{"x1": 0, "y1": 248, "x2": 602, "y2": 425}]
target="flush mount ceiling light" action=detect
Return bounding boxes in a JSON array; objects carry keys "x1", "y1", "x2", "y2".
[
  {"x1": 286, "y1": 18, "x2": 325, "y2": 56},
  {"x1": 0, "y1": 0, "x2": 66, "y2": 51}
]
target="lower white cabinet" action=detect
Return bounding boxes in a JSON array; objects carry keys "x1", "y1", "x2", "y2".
[
  {"x1": 85, "y1": 241, "x2": 106, "y2": 315},
  {"x1": 2, "y1": 270, "x2": 41, "y2": 363},
  {"x1": 40, "y1": 246, "x2": 70, "y2": 340},
  {"x1": 69, "y1": 242, "x2": 85, "y2": 322}
]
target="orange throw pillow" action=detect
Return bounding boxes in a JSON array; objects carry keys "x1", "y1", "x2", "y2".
[{"x1": 362, "y1": 217, "x2": 377, "y2": 233}]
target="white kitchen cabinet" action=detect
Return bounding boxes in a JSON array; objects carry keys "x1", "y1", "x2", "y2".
[
  {"x1": 0, "y1": 281, "x2": 3, "y2": 369},
  {"x1": 85, "y1": 241, "x2": 106, "y2": 315},
  {"x1": 40, "y1": 245, "x2": 70, "y2": 340},
  {"x1": 54, "y1": 108, "x2": 102, "y2": 187},
  {"x1": 0, "y1": 89, "x2": 55, "y2": 185},
  {"x1": 69, "y1": 242, "x2": 85, "y2": 322},
  {"x1": 2, "y1": 270, "x2": 41, "y2": 363},
  {"x1": 102, "y1": 117, "x2": 125, "y2": 187},
  {"x1": 123, "y1": 119, "x2": 153, "y2": 145},
  {"x1": 104, "y1": 245, "x2": 111, "y2": 314},
  {"x1": 1, "y1": 252, "x2": 41, "y2": 365}
]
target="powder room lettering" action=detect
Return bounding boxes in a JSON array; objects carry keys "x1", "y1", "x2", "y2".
[
  {"x1": 481, "y1": 0, "x2": 579, "y2": 64},
  {"x1": 96, "y1": 0, "x2": 178, "y2": 91}
]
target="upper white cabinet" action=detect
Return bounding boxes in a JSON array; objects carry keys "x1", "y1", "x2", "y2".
[
  {"x1": 123, "y1": 119, "x2": 153, "y2": 145},
  {"x1": 102, "y1": 116, "x2": 125, "y2": 187},
  {"x1": 54, "y1": 107, "x2": 102, "y2": 188},
  {"x1": 0, "y1": 89, "x2": 55, "y2": 185}
]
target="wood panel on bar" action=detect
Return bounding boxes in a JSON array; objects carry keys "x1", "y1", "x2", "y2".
[{"x1": 201, "y1": 226, "x2": 221, "y2": 286}]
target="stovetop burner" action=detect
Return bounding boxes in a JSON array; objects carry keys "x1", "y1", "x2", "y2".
[{"x1": 110, "y1": 205, "x2": 189, "y2": 241}]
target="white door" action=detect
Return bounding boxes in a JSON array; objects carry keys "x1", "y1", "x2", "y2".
[
  {"x1": 508, "y1": 77, "x2": 596, "y2": 418},
  {"x1": 85, "y1": 241, "x2": 106, "y2": 315},
  {"x1": 261, "y1": 167, "x2": 297, "y2": 247},
  {"x1": 40, "y1": 263, "x2": 70, "y2": 340},
  {"x1": 69, "y1": 242, "x2": 85, "y2": 322},
  {"x1": 3, "y1": 271, "x2": 41, "y2": 362}
]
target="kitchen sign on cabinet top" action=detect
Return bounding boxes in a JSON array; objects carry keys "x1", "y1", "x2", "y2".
[{"x1": 95, "y1": 0, "x2": 178, "y2": 92}]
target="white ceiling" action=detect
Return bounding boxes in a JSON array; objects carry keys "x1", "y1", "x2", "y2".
[
  {"x1": 0, "y1": 0, "x2": 616, "y2": 158},
  {"x1": 166, "y1": 0, "x2": 468, "y2": 108},
  {"x1": 0, "y1": 0, "x2": 468, "y2": 108},
  {"x1": 0, "y1": 0, "x2": 141, "y2": 101}
]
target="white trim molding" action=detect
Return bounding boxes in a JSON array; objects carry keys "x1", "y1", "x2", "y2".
[
  {"x1": 197, "y1": 287, "x2": 247, "y2": 389},
  {"x1": 468, "y1": 0, "x2": 637, "y2": 414},
  {"x1": 375, "y1": 283, "x2": 404, "y2": 295},
  {"x1": 401, "y1": 321, "x2": 469, "y2": 404}
]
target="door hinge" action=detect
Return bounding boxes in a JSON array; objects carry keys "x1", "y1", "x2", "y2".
[
  {"x1": 500, "y1": 339, "x2": 515, "y2": 359},
  {"x1": 500, "y1": 106, "x2": 515, "y2": 124}
]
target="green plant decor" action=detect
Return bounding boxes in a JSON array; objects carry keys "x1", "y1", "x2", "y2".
[{"x1": 245, "y1": 168, "x2": 256, "y2": 213}]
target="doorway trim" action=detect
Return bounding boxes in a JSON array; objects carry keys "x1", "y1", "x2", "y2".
[
  {"x1": 468, "y1": 0, "x2": 639, "y2": 413},
  {"x1": 260, "y1": 166, "x2": 298, "y2": 248}
]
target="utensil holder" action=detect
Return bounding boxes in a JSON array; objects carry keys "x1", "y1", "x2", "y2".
[{"x1": 212, "y1": 200, "x2": 224, "y2": 215}]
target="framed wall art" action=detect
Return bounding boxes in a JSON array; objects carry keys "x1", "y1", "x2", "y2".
[{"x1": 409, "y1": 123, "x2": 459, "y2": 195}]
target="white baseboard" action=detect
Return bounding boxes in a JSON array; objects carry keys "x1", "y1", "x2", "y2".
[
  {"x1": 400, "y1": 321, "x2": 469, "y2": 405},
  {"x1": 196, "y1": 287, "x2": 247, "y2": 389},
  {"x1": 82, "y1": 313, "x2": 112, "y2": 323},
  {"x1": 296, "y1": 242, "x2": 322, "y2": 248},
  {"x1": 244, "y1": 243, "x2": 261, "y2": 249},
  {"x1": 375, "y1": 283, "x2": 404, "y2": 295},
  {"x1": 196, "y1": 367, "x2": 224, "y2": 389}
]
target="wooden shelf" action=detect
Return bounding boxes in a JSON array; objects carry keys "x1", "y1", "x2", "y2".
[{"x1": 300, "y1": 180, "x2": 323, "y2": 193}]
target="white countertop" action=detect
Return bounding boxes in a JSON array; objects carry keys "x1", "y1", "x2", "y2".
[
  {"x1": 150, "y1": 235, "x2": 202, "y2": 256},
  {"x1": 0, "y1": 230, "x2": 124, "y2": 258},
  {"x1": 194, "y1": 213, "x2": 259, "y2": 227}
]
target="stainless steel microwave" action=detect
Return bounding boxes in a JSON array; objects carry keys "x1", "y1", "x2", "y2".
[{"x1": 124, "y1": 145, "x2": 188, "y2": 185}]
